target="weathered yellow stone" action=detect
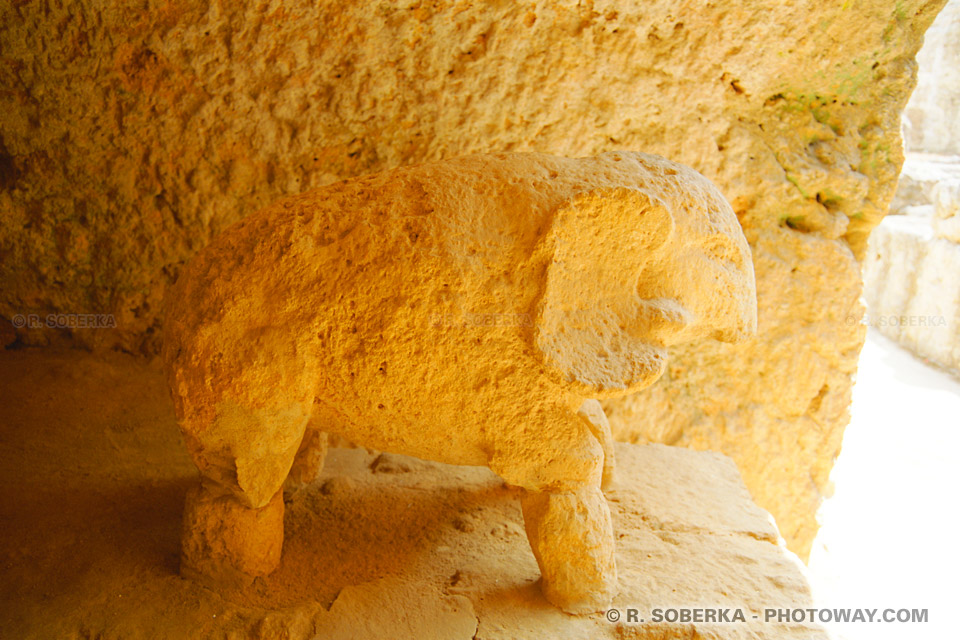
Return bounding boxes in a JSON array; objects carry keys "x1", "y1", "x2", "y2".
[
  {"x1": 180, "y1": 483, "x2": 284, "y2": 587},
  {"x1": 0, "y1": 0, "x2": 948, "y2": 561},
  {"x1": 162, "y1": 151, "x2": 757, "y2": 612}
]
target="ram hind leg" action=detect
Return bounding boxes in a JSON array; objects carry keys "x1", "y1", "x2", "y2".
[
  {"x1": 179, "y1": 398, "x2": 311, "y2": 588},
  {"x1": 284, "y1": 417, "x2": 329, "y2": 494}
]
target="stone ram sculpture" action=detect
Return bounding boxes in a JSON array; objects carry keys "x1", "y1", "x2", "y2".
[{"x1": 162, "y1": 151, "x2": 757, "y2": 613}]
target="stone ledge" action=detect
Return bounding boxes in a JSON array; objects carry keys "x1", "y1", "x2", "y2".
[{"x1": 0, "y1": 347, "x2": 825, "y2": 639}]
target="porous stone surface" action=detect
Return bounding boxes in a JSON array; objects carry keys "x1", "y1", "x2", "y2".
[
  {"x1": 0, "y1": 0, "x2": 948, "y2": 559},
  {"x1": 0, "y1": 347, "x2": 826, "y2": 640},
  {"x1": 862, "y1": 214, "x2": 960, "y2": 375},
  {"x1": 162, "y1": 151, "x2": 758, "y2": 613}
]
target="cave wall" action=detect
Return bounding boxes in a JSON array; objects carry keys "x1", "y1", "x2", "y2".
[{"x1": 0, "y1": 0, "x2": 946, "y2": 558}]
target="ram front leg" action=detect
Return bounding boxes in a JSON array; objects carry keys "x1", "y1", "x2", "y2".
[{"x1": 492, "y1": 407, "x2": 618, "y2": 613}]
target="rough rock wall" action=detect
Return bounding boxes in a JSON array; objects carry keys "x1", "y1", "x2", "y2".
[
  {"x1": 0, "y1": 0, "x2": 946, "y2": 558},
  {"x1": 903, "y1": 0, "x2": 960, "y2": 154}
]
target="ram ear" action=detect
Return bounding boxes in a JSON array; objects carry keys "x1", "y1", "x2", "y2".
[{"x1": 532, "y1": 187, "x2": 674, "y2": 397}]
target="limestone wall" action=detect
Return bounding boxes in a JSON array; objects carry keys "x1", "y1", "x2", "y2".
[
  {"x1": 0, "y1": 0, "x2": 947, "y2": 558},
  {"x1": 871, "y1": 0, "x2": 960, "y2": 377},
  {"x1": 863, "y1": 185, "x2": 960, "y2": 374},
  {"x1": 903, "y1": 0, "x2": 960, "y2": 154}
]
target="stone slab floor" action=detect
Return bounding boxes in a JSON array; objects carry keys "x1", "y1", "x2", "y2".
[
  {"x1": 2, "y1": 327, "x2": 954, "y2": 639},
  {"x1": 0, "y1": 346, "x2": 825, "y2": 640},
  {"x1": 808, "y1": 329, "x2": 960, "y2": 640}
]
